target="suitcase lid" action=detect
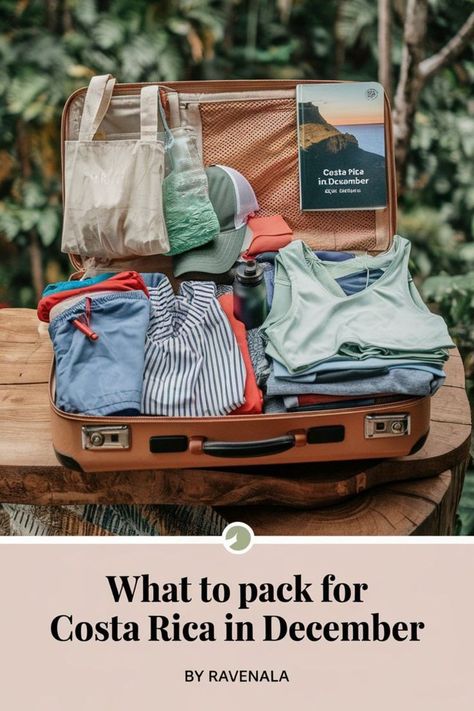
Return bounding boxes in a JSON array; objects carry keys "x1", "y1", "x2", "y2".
[{"x1": 60, "y1": 79, "x2": 397, "y2": 273}]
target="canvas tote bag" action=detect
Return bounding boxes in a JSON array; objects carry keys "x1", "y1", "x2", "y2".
[{"x1": 62, "y1": 74, "x2": 170, "y2": 259}]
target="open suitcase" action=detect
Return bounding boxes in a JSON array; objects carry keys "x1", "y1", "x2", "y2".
[{"x1": 50, "y1": 78, "x2": 432, "y2": 473}]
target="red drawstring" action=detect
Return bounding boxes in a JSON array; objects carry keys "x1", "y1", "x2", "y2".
[{"x1": 71, "y1": 297, "x2": 98, "y2": 340}]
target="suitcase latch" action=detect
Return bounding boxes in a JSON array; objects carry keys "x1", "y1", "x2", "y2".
[
  {"x1": 364, "y1": 414, "x2": 411, "y2": 439},
  {"x1": 82, "y1": 425, "x2": 130, "y2": 450}
]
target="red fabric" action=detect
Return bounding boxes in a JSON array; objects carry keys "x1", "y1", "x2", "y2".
[
  {"x1": 218, "y1": 293, "x2": 263, "y2": 415},
  {"x1": 242, "y1": 215, "x2": 293, "y2": 259},
  {"x1": 37, "y1": 271, "x2": 149, "y2": 323}
]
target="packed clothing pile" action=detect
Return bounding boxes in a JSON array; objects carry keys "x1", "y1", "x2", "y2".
[{"x1": 39, "y1": 159, "x2": 454, "y2": 419}]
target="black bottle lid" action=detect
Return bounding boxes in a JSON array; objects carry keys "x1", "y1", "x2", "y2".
[{"x1": 235, "y1": 259, "x2": 264, "y2": 285}]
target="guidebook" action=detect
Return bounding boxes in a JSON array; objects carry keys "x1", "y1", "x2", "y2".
[{"x1": 297, "y1": 82, "x2": 388, "y2": 211}]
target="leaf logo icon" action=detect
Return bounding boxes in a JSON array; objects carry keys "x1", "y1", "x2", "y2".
[{"x1": 222, "y1": 523, "x2": 254, "y2": 554}]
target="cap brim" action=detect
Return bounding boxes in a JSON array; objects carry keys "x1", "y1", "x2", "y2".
[{"x1": 173, "y1": 225, "x2": 246, "y2": 277}]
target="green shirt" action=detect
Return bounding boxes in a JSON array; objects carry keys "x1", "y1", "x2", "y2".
[{"x1": 261, "y1": 236, "x2": 454, "y2": 374}]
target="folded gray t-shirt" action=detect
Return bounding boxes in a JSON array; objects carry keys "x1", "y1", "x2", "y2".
[{"x1": 265, "y1": 368, "x2": 443, "y2": 397}]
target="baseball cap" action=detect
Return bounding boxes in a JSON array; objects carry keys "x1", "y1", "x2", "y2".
[{"x1": 173, "y1": 165, "x2": 259, "y2": 277}]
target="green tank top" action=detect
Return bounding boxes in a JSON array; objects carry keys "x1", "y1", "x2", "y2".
[{"x1": 261, "y1": 235, "x2": 454, "y2": 373}]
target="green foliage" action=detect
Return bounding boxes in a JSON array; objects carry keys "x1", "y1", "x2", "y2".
[
  {"x1": 338, "y1": 0, "x2": 378, "y2": 56},
  {"x1": 457, "y1": 471, "x2": 474, "y2": 535},
  {"x1": 423, "y1": 272, "x2": 474, "y2": 347},
  {"x1": 406, "y1": 68, "x2": 474, "y2": 239}
]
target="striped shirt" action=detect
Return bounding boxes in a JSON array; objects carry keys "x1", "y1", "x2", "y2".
[{"x1": 142, "y1": 277, "x2": 246, "y2": 416}]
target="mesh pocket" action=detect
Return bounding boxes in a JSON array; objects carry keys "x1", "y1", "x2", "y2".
[{"x1": 200, "y1": 98, "x2": 379, "y2": 251}]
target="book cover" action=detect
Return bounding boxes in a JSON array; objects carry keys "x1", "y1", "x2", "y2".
[{"x1": 297, "y1": 82, "x2": 387, "y2": 211}]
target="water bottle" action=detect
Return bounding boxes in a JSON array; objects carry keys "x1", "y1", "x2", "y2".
[{"x1": 233, "y1": 260, "x2": 268, "y2": 329}]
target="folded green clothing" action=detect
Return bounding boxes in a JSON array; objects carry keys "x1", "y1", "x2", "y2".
[
  {"x1": 163, "y1": 129, "x2": 220, "y2": 256},
  {"x1": 163, "y1": 170, "x2": 220, "y2": 255},
  {"x1": 262, "y1": 236, "x2": 455, "y2": 374},
  {"x1": 336, "y1": 343, "x2": 450, "y2": 363}
]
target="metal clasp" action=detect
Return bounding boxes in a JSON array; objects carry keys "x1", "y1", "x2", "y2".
[
  {"x1": 364, "y1": 414, "x2": 411, "y2": 439},
  {"x1": 81, "y1": 425, "x2": 130, "y2": 450}
]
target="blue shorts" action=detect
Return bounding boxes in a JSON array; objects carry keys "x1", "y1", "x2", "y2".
[{"x1": 49, "y1": 291, "x2": 151, "y2": 416}]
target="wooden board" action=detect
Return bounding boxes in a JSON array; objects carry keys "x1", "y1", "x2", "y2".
[{"x1": 0, "y1": 309, "x2": 471, "y2": 519}]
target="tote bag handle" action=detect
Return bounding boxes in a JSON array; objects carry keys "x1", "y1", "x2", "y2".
[
  {"x1": 78, "y1": 75, "x2": 174, "y2": 146},
  {"x1": 140, "y1": 85, "x2": 174, "y2": 148},
  {"x1": 78, "y1": 74, "x2": 117, "y2": 141},
  {"x1": 166, "y1": 90, "x2": 180, "y2": 129}
]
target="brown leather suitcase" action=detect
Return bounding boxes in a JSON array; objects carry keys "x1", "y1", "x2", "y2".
[{"x1": 50, "y1": 78, "x2": 431, "y2": 473}]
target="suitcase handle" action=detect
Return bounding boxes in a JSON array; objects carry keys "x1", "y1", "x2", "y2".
[{"x1": 201, "y1": 435, "x2": 296, "y2": 458}]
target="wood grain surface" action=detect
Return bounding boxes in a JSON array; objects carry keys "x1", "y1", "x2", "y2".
[
  {"x1": 218, "y1": 463, "x2": 468, "y2": 535},
  {"x1": 0, "y1": 308, "x2": 471, "y2": 534}
]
